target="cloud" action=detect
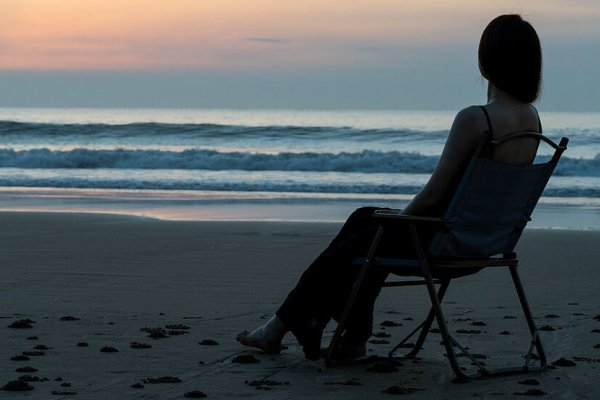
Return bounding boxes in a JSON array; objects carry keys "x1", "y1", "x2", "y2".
[{"x1": 245, "y1": 37, "x2": 290, "y2": 44}]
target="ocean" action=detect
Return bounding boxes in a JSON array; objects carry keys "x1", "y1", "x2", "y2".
[{"x1": 0, "y1": 108, "x2": 598, "y2": 228}]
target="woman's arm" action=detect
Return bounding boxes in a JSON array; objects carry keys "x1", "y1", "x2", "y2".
[{"x1": 402, "y1": 106, "x2": 486, "y2": 216}]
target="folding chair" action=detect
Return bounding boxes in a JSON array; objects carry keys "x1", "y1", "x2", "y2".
[{"x1": 325, "y1": 132, "x2": 569, "y2": 380}]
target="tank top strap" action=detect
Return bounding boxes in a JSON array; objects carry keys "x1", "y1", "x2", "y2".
[
  {"x1": 478, "y1": 105, "x2": 494, "y2": 137},
  {"x1": 478, "y1": 106, "x2": 495, "y2": 158},
  {"x1": 530, "y1": 104, "x2": 543, "y2": 133}
]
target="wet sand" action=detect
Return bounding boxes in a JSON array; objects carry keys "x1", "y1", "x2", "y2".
[{"x1": 1, "y1": 212, "x2": 599, "y2": 398}]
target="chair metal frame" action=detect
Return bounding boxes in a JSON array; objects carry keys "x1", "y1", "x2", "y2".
[{"x1": 325, "y1": 133, "x2": 568, "y2": 381}]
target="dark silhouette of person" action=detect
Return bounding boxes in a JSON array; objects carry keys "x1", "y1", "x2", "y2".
[{"x1": 238, "y1": 14, "x2": 543, "y2": 361}]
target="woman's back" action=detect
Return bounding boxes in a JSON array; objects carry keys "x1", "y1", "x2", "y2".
[
  {"x1": 402, "y1": 92, "x2": 543, "y2": 218},
  {"x1": 483, "y1": 99, "x2": 541, "y2": 165}
]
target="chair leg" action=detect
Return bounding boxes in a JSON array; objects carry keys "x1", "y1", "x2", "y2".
[
  {"x1": 325, "y1": 226, "x2": 385, "y2": 367},
  {"x1": 390, "y1": 279, "x2": 450, "y2": 358},
  {"x1": 410, "y1": 279, "x2": 450, "y2": 357},
  {"x1": 408, "y1": 224, "x2": 469, "y2": 380},
  {"x1": 429, "y1": 265, "x2": 547, "y2": 379},
  {"x1": 509, "y1": 265, "x2": 547, "y2": 367},
  {"x1": 424, "y1": 274, "x2": 469, "y2": 380}
]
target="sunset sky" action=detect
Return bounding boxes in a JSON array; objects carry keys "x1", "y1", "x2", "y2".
[{"x1": 1, "y1": 0, "x2": 599, "y2": 110}]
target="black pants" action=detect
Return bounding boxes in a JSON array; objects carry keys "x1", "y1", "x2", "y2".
[{"x1": 276, "y1": 207, "x2": 426, "y2": 359}]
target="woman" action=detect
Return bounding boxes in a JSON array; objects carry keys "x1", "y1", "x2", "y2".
[{"x1": 237, "y1": 14, "x2": 543, "y2": 360}]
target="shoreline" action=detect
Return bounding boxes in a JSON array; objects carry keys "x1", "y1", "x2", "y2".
[
  {"x1": 0, "y1": 187, "x2": 599, "y2": 229},
  {"x1": 1, "y1": 212, "x2": 600, "y2": 398}
]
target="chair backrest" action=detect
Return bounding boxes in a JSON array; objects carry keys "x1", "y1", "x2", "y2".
[{"x1": 428, "y1": 133, "x2": 568, "y2": 259}]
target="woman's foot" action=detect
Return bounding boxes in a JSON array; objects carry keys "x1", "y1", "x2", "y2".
[
  {"x1": 236, "y1": 316, "x2": 287, "y2": 354},
  {"x1": 236, "y1": 329, "x2": 281, "y2": 353}
]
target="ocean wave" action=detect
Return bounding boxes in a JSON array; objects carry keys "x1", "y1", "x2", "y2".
[
  {"x1": 553, "y1": 154, "x2": 600, "y2": 177},
  {"x1": 0, "y1": 120, "x2": 446, "y2": 141},
  {"x1": 0, "y1": 177, "x2": 421, "y2": 194},
  {"x1": 0, "y1": 148, "x2": 439, "y2": 173},
  {"x1": 0, "y1": 177, "x2": 596, "y2": 198},
  {"x1": 0, "y1": 148, "x2": 598, "y2": 176}
]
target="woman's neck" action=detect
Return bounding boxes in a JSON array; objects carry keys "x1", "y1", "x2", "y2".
[{"x1": 487, "y1": 83, "x2": 523, "y2": 105}]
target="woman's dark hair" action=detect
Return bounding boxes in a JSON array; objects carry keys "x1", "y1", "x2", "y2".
[{"x1": 478, "y1": 14, "x2": 542, "y2": 103}]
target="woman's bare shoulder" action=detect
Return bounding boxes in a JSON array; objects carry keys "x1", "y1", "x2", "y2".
[
  {"x1": 454, "y1": 105, "x2": 486, "y2": 126},
  {"x1": 449, "y1": 105, "x2": 488, "y2": 141}
]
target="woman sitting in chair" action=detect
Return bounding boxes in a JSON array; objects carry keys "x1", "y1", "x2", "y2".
[{"x1": 237, "y1": 14, "x2": 543, "y2": 361}]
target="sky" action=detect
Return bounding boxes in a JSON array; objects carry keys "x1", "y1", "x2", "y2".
[{"x1": 0, "y1": 0, "x2": 599, "y2": 110}]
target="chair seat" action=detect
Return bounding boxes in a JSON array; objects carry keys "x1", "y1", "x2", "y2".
[{"x1": 352, "y1": 255, "x2": 517, "y2": 278}]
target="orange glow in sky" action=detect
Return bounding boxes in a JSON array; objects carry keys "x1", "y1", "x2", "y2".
[{"x1": 1, "y1": 0, "x2": 599, "y2": 71}]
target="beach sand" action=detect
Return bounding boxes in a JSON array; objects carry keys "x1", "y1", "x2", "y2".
[{"x1": 1, "y1": 212, "x2": 599, "y2": 399}]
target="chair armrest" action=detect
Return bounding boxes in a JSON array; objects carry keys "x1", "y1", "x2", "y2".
[{"x1": 371, "y1": 209, "x2": 445, "y2": 224}]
